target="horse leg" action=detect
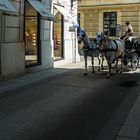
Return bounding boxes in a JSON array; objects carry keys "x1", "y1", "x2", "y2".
[
  {"x1": 120, "y1": 57, "x2": 124, "y2": 73},
  {"x1": 91, "y1": 54, "x2": 95, "y2": 73},
  {"x1": 107, "y1": 63, "x2": 111, "y2": 78},
  {"x1": 115, "y1": 59, "x2": 119, "y2": 73},
  {"x1": 101, "y1": 53, "x2": 104, "y2": 70},
  {"x1": 84, "y1": 54, "x2": 88, "y2": 75},
  {"x1": 97, "y1": 54, "x2": 101, "y2": 71}
]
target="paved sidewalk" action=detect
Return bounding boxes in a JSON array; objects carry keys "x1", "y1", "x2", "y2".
[
  {"x1": 0, "y1": 61, "x2": 85, "y2": 97},
  {"x1": 95, "y1": 78, "x2": 140, "y2": 140},
  {"x1": 115, "y1": 93, "x2": 140, "y2": 140},
  {"x1": 0, "y1": 60, "x2": 140, "y2": 140}
]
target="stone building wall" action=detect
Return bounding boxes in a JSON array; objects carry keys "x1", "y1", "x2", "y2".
[{"x1": 78, "y1": 0, "x2": 140, "y2": 37}]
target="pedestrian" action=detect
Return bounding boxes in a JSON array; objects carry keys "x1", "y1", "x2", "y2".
[{"x1": 120, "y1": 21, "x2": 133, "y2": 40}]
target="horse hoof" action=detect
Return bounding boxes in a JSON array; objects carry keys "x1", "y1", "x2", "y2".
[
  {"x1": 101, "y1": 67, "x2": 104, "y2": 70},
  {"x1": 84, "y1": 73, "x2": 87, "y2": 75},
  {"x1": 110, "y1": 73, "x2": 114, "y2": 76},
  {"x1": 106, "y1": 75, "x2": 110, "y2": 78},
  {"x1": 92, "y1": 70, "x2": 95, "y2": 73}
]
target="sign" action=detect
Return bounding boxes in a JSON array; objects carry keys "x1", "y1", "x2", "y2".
[
  {"x1": 69, "y1": 26, "x2": 75, "y2": 32},
  {"x1": 73, "y1": 22, "x2": 79, "y2": 28}
]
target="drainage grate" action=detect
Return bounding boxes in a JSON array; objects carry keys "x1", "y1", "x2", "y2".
[{"x1": 119, "y1": 81, "x2": 137, "y2": 87}]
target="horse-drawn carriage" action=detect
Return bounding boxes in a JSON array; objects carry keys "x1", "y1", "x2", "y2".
[
  {"x1": 123, "y1": 37, "x2": 140, "y2": 71},
  {"x1": 78, "y1": 30, "x2": 140, "y2": 78}
]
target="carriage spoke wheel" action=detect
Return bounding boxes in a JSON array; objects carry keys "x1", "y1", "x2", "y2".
[{"x1": 131, "y1": 53, "x2": 139, "y2": 71}]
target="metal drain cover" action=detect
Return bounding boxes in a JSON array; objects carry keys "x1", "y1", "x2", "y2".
[{"x1": 119, "y1": 81, "x2": 137, "y2": 87}]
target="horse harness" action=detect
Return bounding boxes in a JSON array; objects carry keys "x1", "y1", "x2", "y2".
[{"x1": 102, "y1": 39, "x2": 118, "y2": 52}]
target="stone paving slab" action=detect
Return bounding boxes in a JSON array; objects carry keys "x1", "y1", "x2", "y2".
[
  {"x1": 115, "y1": 85, "x2": 140, "y2": 140},
  {"x1": 0, "y1": 68, "x2": 71, "y2": 96},
  {"x1": 118, "y1": 125, "x2": 140, "y2": 138},
  {"x1": 116, "y1": 136, "x2": 138, "y2": 140},
  {"x1": 124, "y1": 116, "x2": 140, "y2": 127}
]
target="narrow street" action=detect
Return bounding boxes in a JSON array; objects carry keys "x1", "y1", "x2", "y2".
[{"x1": 0, "y1": 66, "x2": 139, "y2": 140}]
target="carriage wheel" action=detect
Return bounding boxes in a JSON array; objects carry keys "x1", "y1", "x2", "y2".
[{"x1": 131, "y1": 53, "x2": 139, "y2": 71}]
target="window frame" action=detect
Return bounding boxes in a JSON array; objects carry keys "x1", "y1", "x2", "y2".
[
  {"x1": 103, "y1": 12, "x2": 117, "y2": 36},
  {"x1": 53, "y1": 10, "x2": 64, "y2": 61}
]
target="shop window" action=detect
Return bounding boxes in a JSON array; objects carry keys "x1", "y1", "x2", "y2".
[
  {"x1": 103, "y1": 12, "x2": 117, "y2": 36},
  {"x1": 53, "y1": 10, "x2": 63, "y2": 61},
  {"x1": 24, "y1": 1, "x2": 40, "y2": 66}
]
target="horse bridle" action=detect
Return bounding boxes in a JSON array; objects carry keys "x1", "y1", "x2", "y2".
[{"x1": 78, "y1": 31, "x2": 86, "y2": 44}]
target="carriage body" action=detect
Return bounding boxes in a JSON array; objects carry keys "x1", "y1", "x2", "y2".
[{"x1": 123, "y1": 37, "x2": 140, "y2": 71}]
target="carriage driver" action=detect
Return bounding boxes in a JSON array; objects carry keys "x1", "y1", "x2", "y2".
[{"x1": 120, "y1": 21, "x2": 133, "y2": 40}]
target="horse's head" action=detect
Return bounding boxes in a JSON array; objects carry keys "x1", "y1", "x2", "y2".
[
  {"x1": 96, "y1": 33, "x2": 110, "y2": 48},
  {"x1": 78, "y1": 29, "x2": 86, "y2": 44},
  {"x1": 95, "y1": 32, "x2": 104, "y2": 47}
]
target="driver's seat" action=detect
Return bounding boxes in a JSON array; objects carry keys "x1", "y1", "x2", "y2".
[
  {"x1": 125, "y1": 36, "x2": 137, "y2": 49},
  {"x1": 126, "y1": 36, "x2": 137, "y2": 42}
]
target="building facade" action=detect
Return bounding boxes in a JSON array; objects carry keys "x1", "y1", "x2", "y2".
[
  {"x1": 0, "y1": 0, "x2": 80, "y2": 79},
  {"x1": 78, "y1": 0, "x2": 140, "y2": 38}
]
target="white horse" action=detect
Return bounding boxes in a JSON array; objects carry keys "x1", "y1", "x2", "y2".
[
  {"x1": 78, "y1": 30, "x2": 104, "y2": 75},
  {"x1": 96, "y1": 33, "x2": 125, "y2": 78}
]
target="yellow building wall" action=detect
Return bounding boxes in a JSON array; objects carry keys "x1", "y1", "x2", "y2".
[{"x1": 78, "y1": 1, "x2": 140, "y2": 37}]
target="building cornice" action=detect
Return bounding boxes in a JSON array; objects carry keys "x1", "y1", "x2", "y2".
[{"x1": 78, "y1": 3, "x2": 140, "y2": 8}]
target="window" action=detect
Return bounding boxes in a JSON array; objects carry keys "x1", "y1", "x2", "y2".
[
  {"x1": 103, "y1": 12, "x2": 117, "y2": 36},
  {"x1": 24, "y1": 1, "x2": 40, "y2": 66},
  {"x1": 53, "y1": 9, "x2": 64, "y2": 61}
]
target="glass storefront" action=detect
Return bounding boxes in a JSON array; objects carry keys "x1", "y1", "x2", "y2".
[
  {"x1": 25, "y1": 1, "x2": 40, "y2": 66},
  {"x1": 53, "y1": 9, "x2": 63, "y2": 61}
]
